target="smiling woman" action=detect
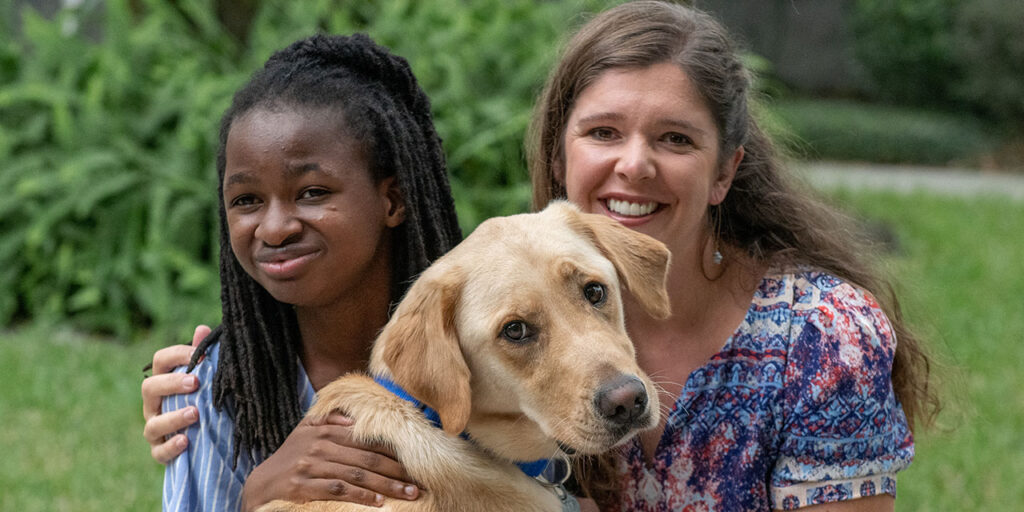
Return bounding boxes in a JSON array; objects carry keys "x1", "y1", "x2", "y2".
[
  {"x1": 562, "y1": 62, "x2": 743, "y2": 264},
  {"x1": 527, "y1": 1, "x2": 936, "y2": 510}
]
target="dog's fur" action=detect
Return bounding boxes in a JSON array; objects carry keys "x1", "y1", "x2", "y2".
[{"x1": 258, "y1": 202, "x2": 671, "y2": 512}]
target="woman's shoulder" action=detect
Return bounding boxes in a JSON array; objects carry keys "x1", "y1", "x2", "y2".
[
  {"x1": 757, "y1": 270, "x2": 890, "y2": 328},
  {"x1": 744, "y1": 269, "x2": 896, "y2": 362},
  {"x1": 790, "y1": 270, "x2": 894, "y2": 348},
  {"x1": 775, "y1": 269, "x2": 898, "y2": 398}
]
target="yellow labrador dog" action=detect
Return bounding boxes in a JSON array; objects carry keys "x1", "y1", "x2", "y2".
[{"x1": 259, "y1": 201, "x2": 670, "y2": 512}]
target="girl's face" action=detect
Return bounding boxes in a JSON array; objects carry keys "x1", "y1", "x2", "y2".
[
  {"x1": 222, "y1": 107, "x2": 404, "y2": 308},
  {"x1": 562, "y1": 62, "x2": 742, "y2": 262}
]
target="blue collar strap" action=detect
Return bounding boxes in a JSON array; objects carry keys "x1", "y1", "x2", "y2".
[{"x1": 372, "y1": 375, "x2": 550, "y2": 478}]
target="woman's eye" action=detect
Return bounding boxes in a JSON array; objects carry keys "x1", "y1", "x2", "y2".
[
  {"x1": 500, "y1": 321, "x2": 534, "y2": 343},
  {"x1": 590, "y1": 127, "x2": 616, "y2": 141},
  {"x1": 663, "y1": 132, "x2": 692, "y2": 146},
  {"x1": 583, "y1": 282, "x2": 607, "y2": 306}
]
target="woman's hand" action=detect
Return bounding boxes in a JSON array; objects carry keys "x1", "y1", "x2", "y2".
[
  {"x1": 141, "y1": 325, "x2": 208, "y2": 464},
  {"x1": 241, "y1": 413, "x2": 420, "y2": 511}
]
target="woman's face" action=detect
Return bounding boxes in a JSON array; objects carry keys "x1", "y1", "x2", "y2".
[
  {"x1": 562, "y1": 62, "x2": 740, "y2": 260},
  {"x1": 222, "y1": 107, "x2": 403, "y2": 308}
]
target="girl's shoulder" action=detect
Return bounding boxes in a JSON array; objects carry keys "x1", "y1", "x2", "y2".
[
  {"x1": 175, "y1": 337, "x2": 222, "y2": 382},
  {"x1": 165, "y1": 338, "x2": 223, "y2": 414}
]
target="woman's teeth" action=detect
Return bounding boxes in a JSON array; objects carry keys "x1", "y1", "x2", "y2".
[{"x1": 607, "y1": 199, "x2": 658, "y2": 216}]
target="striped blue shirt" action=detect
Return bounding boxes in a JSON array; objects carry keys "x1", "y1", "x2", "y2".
[
  {"x1": 161, "y1": 342, "x2": 315, "y2": 511},
  {"x1": 161, "y1": 342, "x2": 579, "y2": 511}
]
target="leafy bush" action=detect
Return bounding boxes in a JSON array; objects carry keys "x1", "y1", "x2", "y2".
[
  {"x1": 851, "y1": 0, "x2": 1024, "y2": 123},
  {"x1": 0, "y1": 0, "x2": 615, "y2": 337},
  {"x1": 772, "y1": 98, "x2": 994, "y2": 165},
  {"x1": 951, "y1": 0, "x2": 1024, "y2": 122},
  {"x1": 850, "y1": 0, "x2": 960, "y2": 107},
  {"x1": 0, "y1": 0, "x2": 238, "y2": 336}
]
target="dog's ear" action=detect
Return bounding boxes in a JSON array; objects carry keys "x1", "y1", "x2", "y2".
[
  {"x1": 378, "y1": 269, "x2": 472, "y2": 435},
  {"x1": 566, "y1": 206, "x2": 672, "y2": 319}
]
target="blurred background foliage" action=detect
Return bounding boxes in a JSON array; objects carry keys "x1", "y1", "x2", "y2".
[
  {"x1": 1, "y1": 0, "x2": 1021, "y2": 339},
  {"x1": 0, "y1": 0, "x2": 612, "y2": 338}
]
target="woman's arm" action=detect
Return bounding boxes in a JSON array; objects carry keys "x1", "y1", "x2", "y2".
[
  {"x1": 142, "y1": 325, "x2": 207, "y2": 463},
  {"x1": 146, "y1": 326, "x2": 421, "y2": 509},
  {"x1": 771, "y1": 277, "x2": 913, "y2": 510},
  {"x1": 782, "y1": 494, "x2": 894, "y2": 512}
]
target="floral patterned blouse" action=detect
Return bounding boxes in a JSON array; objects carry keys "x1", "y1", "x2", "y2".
[{"x1": 613, "y1": 271, "x2": 914, "y2": 511}]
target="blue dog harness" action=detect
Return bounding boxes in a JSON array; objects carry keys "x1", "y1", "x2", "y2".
[{"x1": 372, "y1": 375, "x2": 551, "y2": 477}]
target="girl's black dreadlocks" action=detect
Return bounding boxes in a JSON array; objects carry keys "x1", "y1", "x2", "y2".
[{"x1": 189, "y1": 33, "x2": 462, "y2": 463}]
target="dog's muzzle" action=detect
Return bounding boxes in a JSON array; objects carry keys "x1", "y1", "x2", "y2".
[{"x1": 593, "y1": 374, "x2": 650, "y2": 433}]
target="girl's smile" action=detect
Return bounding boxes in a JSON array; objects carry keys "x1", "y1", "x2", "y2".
[
  {"x1": 222, "y1": 107, "x2": 404, "y2": 308},
  {"x1": 253, "y1": 243, "x2": 322, "y2": 280}
]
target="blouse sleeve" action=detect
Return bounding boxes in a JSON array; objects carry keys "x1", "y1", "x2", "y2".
[
  {"x1": 770, "y1": 278, "x2": 914, "y2": 510},
  {"x1": 162, "y1": 345, "x2": 249, "y2": 512}
]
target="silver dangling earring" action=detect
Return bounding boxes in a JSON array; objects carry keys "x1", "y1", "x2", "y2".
[{"x1": 711, "y1": 203, "x2": 724, "y2": 265}]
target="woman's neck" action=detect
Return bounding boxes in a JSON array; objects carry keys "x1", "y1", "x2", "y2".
[{"x1": 627, "y1": 243, "x2": 765, "y2": 347}]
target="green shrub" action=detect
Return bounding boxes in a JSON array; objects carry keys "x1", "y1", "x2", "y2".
[
  {"x1": 0, "y1": 0, "x2": 616, "y2": 338},
  {"x1": 0, "y1": 0, "x2": 238, "y2": 336},
  {"x1": 851, "y1": 0, "x2": 1024, "y2": 123},
  {"x1": 952, "y1": 0, "x2": 1024, "y2": 122},
  {"x1": 851, "y1": 0, "x2": 961, "y2": 107},
  {"x1": 773, "y1": 98, "x2": 994, "y2": 165}
]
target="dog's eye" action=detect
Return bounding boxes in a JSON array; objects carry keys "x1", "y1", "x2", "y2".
[
  {"x1": 584, "y1": 282, "x2": 607, "y2": 306},
  {"x1": 500, "y1": 321, "x2": 534, "y2": 343}
]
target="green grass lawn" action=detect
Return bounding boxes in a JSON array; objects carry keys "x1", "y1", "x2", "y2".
[
  {"x1": 827, "y1": 189, "x2": 1024, "y2": 510},
  {"x1": 1, "y1": 188, "x2": 1021, "y2": 511},
  {"x1": 0, "y1": 329, "x2": 166, "y2": 511}
]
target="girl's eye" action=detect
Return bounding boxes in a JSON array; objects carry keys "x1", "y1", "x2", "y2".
[
  {"x1": 663, "y1": 132, "x2": 692, "y2": 146},
  {"x1": 299, "y1": 188, "x2": 329, "y2": 200},
  {"x1": 500, "y1": 321, "x2": 535, "y2": 343},
  {"x1": 230, "y1": 195, "x2": 259, "y2": 208}
]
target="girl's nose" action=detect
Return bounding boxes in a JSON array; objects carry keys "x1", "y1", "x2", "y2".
[
  {"x1": 254, "y1": 201, "x2": 302, "y2": 246},
  {"x1": 614, "y1": 137, "x2": 656, "y2": 182}
]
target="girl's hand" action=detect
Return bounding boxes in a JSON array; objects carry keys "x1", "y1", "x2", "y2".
[
  {"x1": 141, "y1": 325, "x2": 208, "y2": 464},
  {"x1": 241, "y1": 413, "x2": 420, "y2": 511}
]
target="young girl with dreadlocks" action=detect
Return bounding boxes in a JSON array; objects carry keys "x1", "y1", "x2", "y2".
[{"x1": 148, "y1": 33, "x2": 463, "y2": 511}]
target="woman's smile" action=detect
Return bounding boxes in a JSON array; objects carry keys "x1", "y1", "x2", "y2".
[{"x1": 600, "y1": 196, "x2": 665, "y2": 227}]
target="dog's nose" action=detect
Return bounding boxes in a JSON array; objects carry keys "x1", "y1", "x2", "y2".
[{"x1": 594, "y1": 375, "x2": 648, "y2": 427}]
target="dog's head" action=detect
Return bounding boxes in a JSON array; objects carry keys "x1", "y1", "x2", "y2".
[{"x1": 369, "y1": 201, "x2": 670, "y2": 461}]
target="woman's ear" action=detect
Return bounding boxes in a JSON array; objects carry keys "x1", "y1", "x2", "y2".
[
  {"x1": 380, "y1": 176, "x2": 406, "y2": 227},
  {"x1": 710, "y1": 146, "x2": 744, "y2": 206}
]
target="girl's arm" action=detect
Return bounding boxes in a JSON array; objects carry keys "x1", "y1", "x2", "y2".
[{"x1": 240, "y1": 413, "x2": 420, "y2": 511}]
